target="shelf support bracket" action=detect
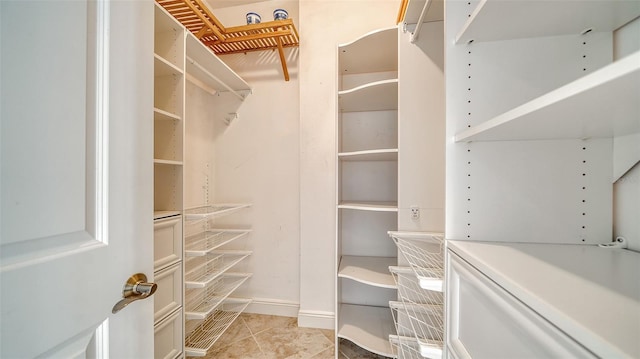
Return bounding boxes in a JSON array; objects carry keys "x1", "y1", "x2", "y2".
[{"x1": 276, "y1": 36, "x2": 290, "y2": 81}]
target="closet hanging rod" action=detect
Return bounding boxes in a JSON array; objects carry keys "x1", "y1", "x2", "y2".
[{"x1": 186, "y1": 56, "x2": 247, "y2": 102}]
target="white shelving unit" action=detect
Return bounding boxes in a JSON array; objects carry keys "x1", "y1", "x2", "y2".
[
  {"x1": 336, "y1": 27, "x2": 399, "y2": 358},
  {"x1": 445, "y1": 0, "x2": 640, "y2": 357},
  {"x1": 153, "y1": 4, "x2": 186, "y2": 358},
  {"x1": 183, "y1": 205, "x2": 252, "y2": 355},
  {"x1": 154, "y1": 3, "x2": 254, "y2": 357}
]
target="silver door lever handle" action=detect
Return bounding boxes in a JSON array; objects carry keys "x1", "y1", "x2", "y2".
[{"x1": 112, "y1": 273, "x2": 157, "y2": 314}]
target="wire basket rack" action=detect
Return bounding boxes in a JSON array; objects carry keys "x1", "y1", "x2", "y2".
[{"x1": 388, "y1": 231, "x2": 444, "y2": 291}]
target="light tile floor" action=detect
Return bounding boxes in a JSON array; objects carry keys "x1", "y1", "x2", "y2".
[{"x1": 204, "y1": 313, "x2": 392, "y2": 359}]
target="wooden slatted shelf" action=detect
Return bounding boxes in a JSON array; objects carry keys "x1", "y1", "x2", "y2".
[{"x1": 156, "y1": 0, "x2": 300, "y2": 81}]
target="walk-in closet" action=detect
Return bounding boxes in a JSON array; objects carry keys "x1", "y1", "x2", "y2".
[{"x1": 1, "y1": 0, "x2": 638, "y2": 358}]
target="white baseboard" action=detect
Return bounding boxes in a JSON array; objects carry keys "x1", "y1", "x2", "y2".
[
  {"x1": 245, "y1": 298, "x2": 300, "y2": 318},
  {"x1": 297, "y1": 310, "x2": 335, "y2": 330}
]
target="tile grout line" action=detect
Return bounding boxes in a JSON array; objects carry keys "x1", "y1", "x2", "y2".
[{"x1": 241, "y1": 315, "x2": 268, "y2": 355}]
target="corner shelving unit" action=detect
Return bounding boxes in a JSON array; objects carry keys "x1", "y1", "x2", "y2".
[{"x1": 336, "y1": 27, "x2": 399, "y2": 358}]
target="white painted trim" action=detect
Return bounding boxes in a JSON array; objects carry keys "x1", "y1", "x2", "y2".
[
  {"x1": 298, "y1": 310, "x2": 335, "y2": 330},
  {"x1": 244, "y1": 298, "x2": 300, "y2": 318}
]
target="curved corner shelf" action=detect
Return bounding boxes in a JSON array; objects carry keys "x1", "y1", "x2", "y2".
[
  {"x1": 338, "y1": 148, "x2": 398, "y2": 161},
  {"x1": 155, "y1": 54, "x2": 184, "y2": 77},
  {"x1": 338, "y1": 256, "x2": 397, "y2": 289},
  {"x1": 338, "y1": 303, "x2": 396, "y2": 357},
  {"x1": 339, "y1": 79, "x2": 399, "y2": 112},
  {"x1": 185, "y1": 272, "x2": 252, "y2": 320},
  {"x1": 339, "y1": 27, "x2": 398, "y2": 74},
  {"x1": 455, "y1": 0, "x2": 640, "y2": 44},
  {"x1": 455, "y1": 51, "x2": 640, "y2": 142},
  {"x1": 338, "y1": 201, "x2": 398, "y2": 212},
  {"x1": 185, "y1": 229, "x2": 251, "y2": 257},
  {"x1": 184, "y1": 298, "x2": 252, "y2": 357},
  {"x1": 184, "y1": 203, "x2": 251, "y2": 221}
]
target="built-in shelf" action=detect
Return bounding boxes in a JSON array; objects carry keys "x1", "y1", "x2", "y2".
[
  {"x1": 455, "y1": 51, "x2": 640, "y2": 142},
  {"x1": 338, "y1": 149, "x2": 398, "y2": 161},
  {"x1": 338, "y1": 201, "x2": 398, "y2": 212},
  {"x1": 338, "y1": 256, "x2": 397, "y2": 288},
  {"x1": 455, "y1": 0, "x2": 640, "y2": 44},
  {"x1": 155, "y1": 54, "x2": 184, "y2": 77},
  {"x1": 184, "y1": 250, "x2": 252, "y2": 289},
  {"x1": 185, "y1": 272, "x2": 252, "y2": 320},
  {"x1": 339, "y1": 79, "x2": 399, "y2": 112},
  {"x1": 339, "y1": 27, "x2": 398, "y2": 74},
  {"x1": 184, "y1": 298, "x2": 252, "y2": 357},
  {"x1": 185, "y1": 229, "x2": 251, "y2": 257},
  {"x1": 185, "y1": 33, "x2": 251, "y2": 98},
  {"x1": 337, "y1": 303, "x2": 396, "y2": 357},
  {"x1": 154, "y1": 107, "x2": 181, "y2": 121},
  {"x1": 154, "y1": 159, "x2": 183, "y2": 166},
  {"x1": 184, "y1": 204, "x2": 251, "y2": 221},
  {"x1": 154, "y1": 210, "x2": 181, "y2": 220}
]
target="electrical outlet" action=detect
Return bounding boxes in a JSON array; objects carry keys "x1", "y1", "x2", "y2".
[{"x1": 410, "y1": 205, "x2": 420, "y2": 220}]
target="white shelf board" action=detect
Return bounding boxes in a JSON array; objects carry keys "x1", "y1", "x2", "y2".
[
  {"x1": 184, "y1": 250, "x2": 252, "y2": 289},
  {"x1": 154, "y1": 159, "x2": 183, "y2": 166},
  {"x1": 184, "y1": 298, "x2": 251, "y2": 357},
  {"x1": 184, "y1": 203, "x2": 251, "y2": 220},
  {"x1": 153, "y1": 107, "x2": 181, "y2": 121},
  {"x1": 403, "y1": 0, "x2": 444, "y2": 25},
  {"x1": 338, "y1": 256, "x2": 397, "y2": 289},
  {"x1": 154, "y1": 54, "x2": 183, "y2": 77},
  {"x1": 456, "y1": 0, "x2": 640, "y2": 44},
  {"x1": 185, "y1": 33, "x2": 251, "y2": 94},
  {"x1": 339, "y1": 27, "x2": 398, "y2": 74},
  {"x1": 338, "y1": 303, "x2": 396, "y2": 357},
  {"x1": 339, "y1": 79, "x2": 398, "y2": 112},
  {"x1": 185, "y1": 272, "x2": 252, "y2": 320},
  {"x1": 338, "y1": 201, "x2": 398, "y2": 212},
  {"x1": 456, "y1": 51, "x2": 640, "y2": 142},
  {"x1": 448, "y1": 241, "x2": 640, "y2": 359},
  {"x1": 338, "y1": 148, "x2": 398, "y2": 161},
  {"x1": 185, "y1": 229, "x2": 251, "y2": 257},
  {"x1": 153, "y1": 211, "x2": 181, "y2": 220}
]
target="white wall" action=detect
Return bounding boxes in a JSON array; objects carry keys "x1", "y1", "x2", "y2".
[
  {"x1": 298, "y1": 0, "x2": 398, "y2": 328},
  {"x1": 203, "y1": 0, "x2": 302, "y2": 316}
]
